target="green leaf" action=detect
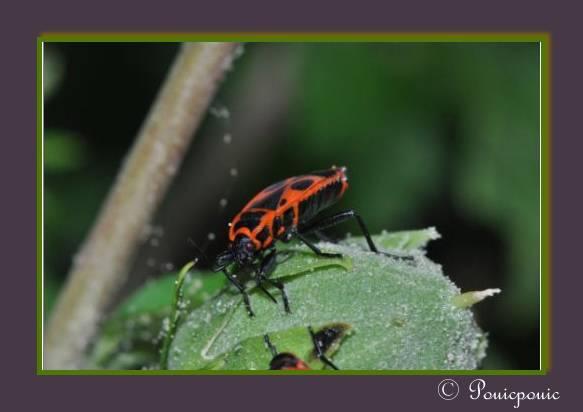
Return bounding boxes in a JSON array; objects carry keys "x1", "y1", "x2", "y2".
[
  {"x1": 87, "y1": 268, "x2": 226, "y2": 369},
  {"x1": 345, "y1": 227, "x2": 440, "y2": 251},
  {"x1": 204, "y1": 325, "x2": 352, "y2": 370},
  {"x1": 168, "y1": 229, "x2": 490, "y2": 370}
]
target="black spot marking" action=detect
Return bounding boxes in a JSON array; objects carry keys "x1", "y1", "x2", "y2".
[
  {"x1": 272, "y1": 216, "x2": 282, "y2": 237},
  {"x1": 310, "y1": 169, "x2": 337, "y2": 178},
  {"x1": 233, "y1": 211, "x2": 264, "y2": 232},
  {"x1": 283, "y1": 208, "x2": 295, "y2": 228},
  {"x1": 290, "y1": 178, "x2": 314, "y2": 191},
  {"x1": 262, "y1": 179, "x2": 287, "y2": 193},
  {"x1": 279, "y1": 198, "x2": 287, "y2": 207},
  {"x1": 256, "y1": 226, "x2": 270, "y2": 244},
  {"x1": 251, "y1": 186, "x2": 285, "y2": 210}
]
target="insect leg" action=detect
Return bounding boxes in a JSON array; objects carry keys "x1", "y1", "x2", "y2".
[
  {"x1": 254, "y1": 251, "x2": 278, "y2": 304},
  {"x1": 264, "y1": 334, "x2": 278, "y2": 357},
  {"x1": 223, "y1": 269, "x2": 255, "y2": 317},
  {"x1": 258, "y1": 250, "x2": 291, "y2": 313},
  {"x1": 265, "y1": 278, "x2": 290, "y2": 313},
  {"x1": 294, "y1": 231, "x2": 342, "y2": 259},
  {"x1": 256, "y1": 283, "x2": 278, "y2": 304},
  {"x1": 302, "y1": 209, "x2": 412, "y2": 260},
  {"x1": 309, "y1": 326, "x2": 339, "y2": 370}
]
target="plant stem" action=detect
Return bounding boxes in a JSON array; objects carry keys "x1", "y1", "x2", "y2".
[
  {"x1": 44, "y1": 42, "x2": 240, "y2": 370},
  {"x1": 159, "y1": 260, "x2": 195, "y2": 370}
]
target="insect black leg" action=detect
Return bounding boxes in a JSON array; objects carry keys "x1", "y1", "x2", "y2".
[
  {"x1": 309, "y1": 326, "x2": 339, "y2": 370},
  {"x1": 301, "y1": 209, "x2": 377, "y2": 251},
  {"x1": 264, "y1": 334, "x2": 278, "y2": 357},
  {"x1": 257, "y1": 284, "x2": 278, "y2": 304},
  {"x1": 302, "y1": 209, "x2": 412, "y2": 260},
  {"x1": 255, "y1": 251, "x2": 278, "y2": 305},
  {"x1": 257, "y1": 250, "x2": 291, "y2": 313},
  {"x1": 223, "y1": 269, "x2": 254, "y2": 317},
  {"x1": 294, "y1": 231, "x2": 342, "y2": 259},
  {"x1": 266, "y1": 278, "x2": 290, "y2": 313}
]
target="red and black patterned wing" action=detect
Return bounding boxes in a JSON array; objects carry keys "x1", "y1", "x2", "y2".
[{"x1": 242, "y1": 168, "x2": 346, "y2": 212}]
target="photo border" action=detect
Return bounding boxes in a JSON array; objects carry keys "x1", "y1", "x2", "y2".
[{"x1": 37, "y1": 32, "x2": 550, "y2": 376}]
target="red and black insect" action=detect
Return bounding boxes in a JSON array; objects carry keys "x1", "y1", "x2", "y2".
[
  {"x1": 213, "y1": 166, "x2": 404, "y2": 317},
  {"x1": 264, "y1": 324, "x2": 349, "y2": 370}
]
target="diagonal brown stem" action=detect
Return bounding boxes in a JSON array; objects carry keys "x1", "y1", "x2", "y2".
[{"x1": 44, "y1": 42, "x2": 240, "y2": 369}]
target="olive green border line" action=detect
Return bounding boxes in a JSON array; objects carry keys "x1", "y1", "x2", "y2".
[
  {"x1": 38, "y1": 32, "x2": 547, "y2": 43},
  {"x1": 38, "y1": 369, "x2": 545, "y2": 376},
  {"x1": 541, "y1": 35, "x2": 551, "y2": 374},
  {"x1": 37, "y1": 33, "x2": 550, "y2": 376},
  {"x1": 36, "y1": 37, "x2": 44, "y2": 374}
]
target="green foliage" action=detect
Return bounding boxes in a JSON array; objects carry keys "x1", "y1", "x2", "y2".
[
  {"x1": 202, "y1": 325, "x2": 351, "y2": 370},
  {"x1": 291, "y1": 44, "x2": 447, "y2": 227},
  {"x1": 44, "y1": 130, "x2": 87, "y2": 173},
  {"x1": 168, "y1": 229, "x2": 489, "y2": 370},
  {"x1": 87, "y1": 269, "x2": 225, "y2": 369},
  {"x1": 159, "y1": 260, "x2": 195, "y2": 369},
  {"x1": 289, "y1": 43, "x2": 539, "y2": 348},
  {"x1": 452, "y1": 46, "x2": 539, "y2": 329},
  {"x1": 47, "y1": 43, "x2": 539, "y2": 369},
  {"x1": 88, "y1": 229, "x2": 494, "y2": 371}
]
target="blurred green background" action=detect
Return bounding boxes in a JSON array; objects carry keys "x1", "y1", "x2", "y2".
[{"x1": 43, "y1": 42, "x2": 540, "y2": 370}]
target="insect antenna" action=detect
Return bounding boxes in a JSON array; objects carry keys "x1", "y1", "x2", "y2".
[{"x1": 187, "y1": 237, "x2": 213, "y2": 267}]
